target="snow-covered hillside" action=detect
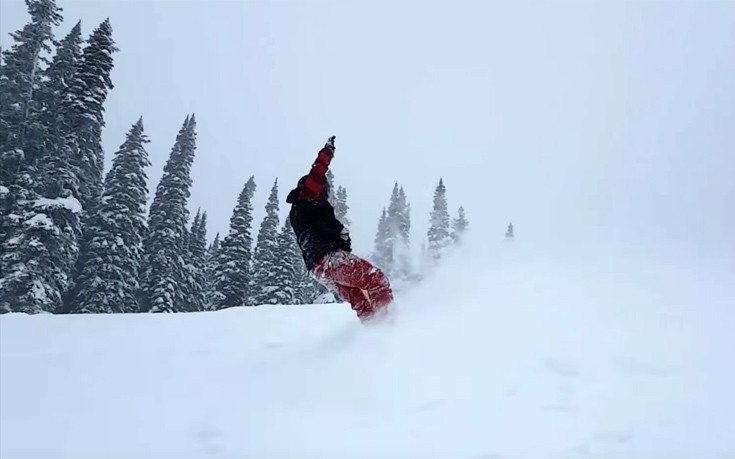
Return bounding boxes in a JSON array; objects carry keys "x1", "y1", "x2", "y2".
[{"x1": 2, "y1": 238, "x2": 734, "y2": 459}]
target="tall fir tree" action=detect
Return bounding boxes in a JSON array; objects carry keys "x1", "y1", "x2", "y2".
[
  {"x1": 6, "y1": 20, "x2": 83, "y2": 203},
  {"x1": 388, "y1": 184, "x2": 411, "y2": 280},
  {"x1": 326, "y1": 170, "x2": 336, "y2": 207},
  {"x1": 1, "y1": 103, "x2": 84, "y2": 314},
  {"x1": 251, "y1": 179, "x2": 282, "y2": 305},
  {"x1": 0, "y1": 0, "x2": 63, "y2": 251},
  {"x1": 213, "y1": 176, "x2": 256, "y2": 309},
  {"x1": 48, "y1": 19, "x2": 116, "y2": 307},
  {"x1": 451, "y1": 205, "x2": 469, "y2": 244},
  {"x1": 334, "y1": 185, "x2": 350, "y2": 228},
  {"x1": 0, "y1": 94, "x2": 84, "y2": 316},
  {"x1": 296, "y1": 274, "x2": 322, "y2": 305},
  {"x1": 59, "y1": 18, "x2": 117, "y2": 213},
  {"x1": 0, "y1": 8, "x2": 119, "y2": 314},
  {"x1": 203, "y1": 232, "x2": 220, "y2": 309},
  {"x1": 1, "y1": 20, "x2": 82, "y2": 246},
  {"x1": 181, "y1": 209, "x2": 208, "y2": 312},
  {"x1": 65, "y1": 117, "x2": 151, "y2": 313},
  {"x1": 372, "y1": 207, "x2": 392, "y2": 270},
  {"x1": 0, "y1": 0, "x2": 62, "y2": 184},
  {"x1": 189, "y1": 211, "x2": 208, "y2": 274},
  {"x1": 271, "y1": 218, "x2": 304, "y2": 304},
  {"x1": 427, "y1": 178, "x2": 451, "y2": 260},
  {"x1": 35, "y1": 20, "x2": 83, "y2": 134},
  {"x1": 372, "y1": 183, "x2": 412, "y2": 280},
  {"x1": 140, "y1": 114, "x2": 197, "y2": 313},
  {"x1": 26, "y1": 19, "x2": 83, "y2": 202}
]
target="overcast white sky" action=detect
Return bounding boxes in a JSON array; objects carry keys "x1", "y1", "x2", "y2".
[{"x1": 2, "y1": 0, "x2": 734, "y2": 260}]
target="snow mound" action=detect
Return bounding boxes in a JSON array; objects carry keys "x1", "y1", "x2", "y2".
[{"x1": 1, "y1": 239, "x2": 734, "y2": 459}]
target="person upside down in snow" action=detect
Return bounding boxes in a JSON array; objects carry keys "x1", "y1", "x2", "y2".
[{"x1": 286, "y1": 136, "x2": 394, "y2": 322}]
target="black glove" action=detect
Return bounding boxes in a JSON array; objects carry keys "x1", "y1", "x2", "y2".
[{"x1": 326, "y1": 136, "x2": 336, "y2": 149}]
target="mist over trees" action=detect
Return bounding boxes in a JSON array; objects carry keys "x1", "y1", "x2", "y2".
[{"x1": 0, "y1": 2, "x2": 473, "y2": 314}]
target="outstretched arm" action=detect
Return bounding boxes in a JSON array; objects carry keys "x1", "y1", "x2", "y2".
[{"x1": 299, "y1": 136, "x2": 335, "y2": 201}]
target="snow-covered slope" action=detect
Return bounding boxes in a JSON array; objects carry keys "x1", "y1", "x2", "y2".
[{"x1": 2, "y1": 239, "x2": 734, "y2": 459}]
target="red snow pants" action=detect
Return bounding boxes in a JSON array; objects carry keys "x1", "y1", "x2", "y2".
[{"x1": 311, "y1": 250, "x2": 394, "y2": 321}]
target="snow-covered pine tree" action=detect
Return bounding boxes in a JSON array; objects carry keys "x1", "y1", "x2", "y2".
[
  {"x1": 0, "y1": 107, "x2": 84, "y2": 314},
  {"x1": 191, "y1": 210, "x2": 208, "y2": 265},
  {"x1": 505, "y1": 222, "x2": 514, "y2": 240},
  {"x1": 0, "y1": 0, "x2": 63, "y2": 251},
  {"x1": 1, "y1": 20, "x2": 82, "y2": 250},
  {"x1": 290, "y1": 237, "x2": 321, "y2": 304},
  {"x1": 0, "y1": 189, "x2": 83, "y2": 313},
  {"x1": 251, "y1": 179, "x2": 282, "y2": 305},
  {"x1": 0, "y1": 4, "x2": 108, "y2": 314},
  {"x1": 284, "y1": 249, "x2": 317, "y2": 304},
  {"x1": 372, "y1": 182, "x2": 412, "y2": 281},
  {"x1": 0, "y1": 134, "x2": 82, "y2": 314},
  {"x1": 389, "y1": 185, "x2": 412, "y2": 280},
  {"x1": 51, "y1": 19, "x2": 117, "y2": 305},
  {"x1": 0, "y1": 0, "x2": 62, "y2": 185},
  {"x1": 193, "y1": 210, "x2": 209, "y2": 310},
  {"x1": 297, "y1": 274, "x2": 322, "y2": 305},
  {"x1": 451, "y1": 205, "x2": 469, "y2": 244},
  {"x1": 3, "y1": 20, "x2": 83, "y2": 227},
  {"x1": 59, "y1": 18, "x2": 117, "y2": 214},
  {"x1": 427, "y1": 178, "x2": 451, "y2": 260},
  {"x1": 212, "y1": 176, "x2": 256, "y2": 309},
  {"x1": 140, "y1": 114, "x2": 197, "y2": 313},
  {"x1": 269, "y1": 185, "x2": 325, "y2": 305},
  {"x1": 65, "y1": 117, "x2": 151, "y2": 313},
  {"x1": 326, "y1": 170, "x2": 336, "y2": 207},
  {"x1": 372, "y1": 207, "x2": 392, "y2": 271},
  {"x1": 334, "y1": 185, "x2": 350, "y2": 228},
  {"x1": 180, "y1": 209, "x2": 208, "y2": 312},
  {"x1": 31, "y1": 20, "x2": 82, "y2": 167},
  {"x1": 203, "y1": 232, "x2": 220, "y2": 309},
  {"x1": 208, "y1": 233, "x2": 221, "y2": 255},
  {"x1": 271, "y1": 218, "x2": 303, "y2": 304},
  {"x1": 24, "y1": 19, "x2": 82, "y2": 201}
]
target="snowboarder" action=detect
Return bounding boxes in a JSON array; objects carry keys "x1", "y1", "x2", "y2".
[{"x1": 286, "y1": 136, "x2": 394, "y2": 322}]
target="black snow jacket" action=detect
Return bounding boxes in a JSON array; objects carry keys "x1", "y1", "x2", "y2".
[{"x1": 286, "y1": 139, "x2": 351, "y2": 271}]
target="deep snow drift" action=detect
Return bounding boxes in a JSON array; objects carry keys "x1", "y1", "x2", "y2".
[{"x1": 1, "y1": 237, "x2": 734, "y2": 459}]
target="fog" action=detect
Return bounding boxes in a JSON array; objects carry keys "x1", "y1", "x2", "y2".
[{"x1": 2, "y1": 0, "x2": 733, "y2": 260}]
